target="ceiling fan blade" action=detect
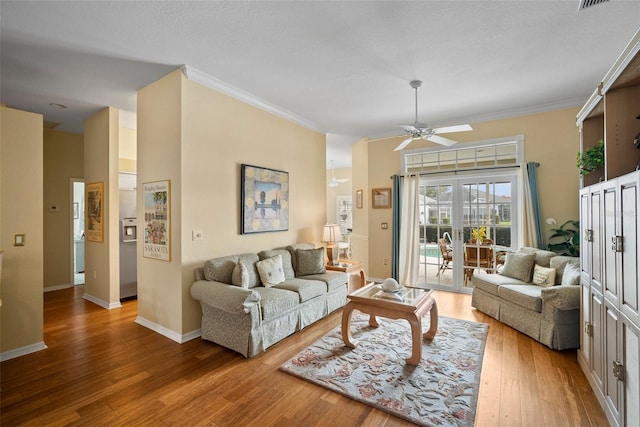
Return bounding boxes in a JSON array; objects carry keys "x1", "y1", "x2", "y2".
[
  {"x1": 367, "y1": 135, "x2": 404, "y2": 143},
  {"x1": 397, "y1": 124, "x2": 425, "y2": 133},
  {"x1": 432, "y1": 124, "x2": 473, "y2": 134},
  {"x1": 394, "y1": 136, "x2": 415, "y2": 152},
  {"x1": 426, "y1": 134, "x2": 458, "y2": 146}
]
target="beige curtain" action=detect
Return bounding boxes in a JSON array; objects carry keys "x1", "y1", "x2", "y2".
[{"x1": 399, "y1": 175, "x2": 420, "y2": 286}]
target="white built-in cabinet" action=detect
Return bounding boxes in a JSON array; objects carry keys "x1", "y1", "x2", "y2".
[
  {"x1": 579, "y1": 173, "x2": 640, "y2": 427},
  {"x1": 578, "y1": 28, "x2": 640, "y2": 427}
]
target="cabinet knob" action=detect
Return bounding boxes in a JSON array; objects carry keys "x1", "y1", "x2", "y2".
[
  {"x1": 613, "y1": 360, "x2": 624, "y2": 382},
  {"x1": 585, "y1": 229, "x2": 593, "y2": 242},
  {"x1": 611, "y1": 235, "x2": 623, "y2": 253}
]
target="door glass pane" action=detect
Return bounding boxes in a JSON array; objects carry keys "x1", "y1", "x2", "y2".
[
  {"x1": 418, "y1": 183, "x2": 454, "y2": 288},
  {"x1": 462, "y1": 180, "x2": 513, "y2": 288}
]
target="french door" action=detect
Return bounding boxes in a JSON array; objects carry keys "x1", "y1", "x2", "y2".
[{"x1": 417, "y1": 173, "x2": 519, "y2": 293}]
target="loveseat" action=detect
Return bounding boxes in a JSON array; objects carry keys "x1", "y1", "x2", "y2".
[
  {"x1": 191, "y1": 243, "x2": 347, "y2": 357},
  {"x1": 471, "y1": 247, "x2": 581, "y2": 350}
]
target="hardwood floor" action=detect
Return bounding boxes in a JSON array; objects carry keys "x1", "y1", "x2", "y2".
[{"x1": 1, "y1": 286, "x2": 607, "y2": 426}]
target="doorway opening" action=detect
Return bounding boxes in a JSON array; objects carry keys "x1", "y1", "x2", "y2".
[{"x1": 71, "y1": 179, "x2": 85, "y2": 285}]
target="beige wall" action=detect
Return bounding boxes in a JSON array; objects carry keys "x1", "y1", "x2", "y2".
[
  {"x1": 0, "y1": 106, "x2": 45, "y2": 355},
  {"x1": 119, "y1": 126, "x2": 137, "y2": 173},
  {"x1": 360, "y1": 107, "x2": 581, "y2": 279},
  {"x1": 43, "y1": 129, "x2": 84, "y2": 289},
  {"x1": 83, "y1": 107, "x2": 121, "y2": 307},
  {"x1": 137, "y1": 69, "x2": 327, "y2": 337},
  {"x1": 350, "y1": 138, "x2": 370, "y2": 274},
  {"x1": 137, "y1": 70, "x2": 183, "y2": 334}
]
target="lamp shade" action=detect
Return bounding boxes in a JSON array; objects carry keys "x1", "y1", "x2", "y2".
[{"x1": 322, "y1": 224, "x2": 343, "y2": 243}]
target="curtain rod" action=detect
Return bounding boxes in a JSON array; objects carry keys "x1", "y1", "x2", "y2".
[{"x1": 390, "y1": 163, "x2": 539, "y2": 179}]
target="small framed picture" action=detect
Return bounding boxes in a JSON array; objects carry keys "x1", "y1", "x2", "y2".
[
  {"x1": 356, "y1": 189, "x2": 363, "y2": 209},
  {"x1": 372, "y1": 187, "x2": 391, "y2": 209}
]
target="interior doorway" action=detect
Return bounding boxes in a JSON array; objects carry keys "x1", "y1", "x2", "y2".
[{"x1": 71, "y1": 179, "x2": 85, "y2": 286}]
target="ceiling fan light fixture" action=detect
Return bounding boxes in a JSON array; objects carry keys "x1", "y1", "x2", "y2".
[{"x1": 391, "y1": 79, "x2": 473, "y2": 151}]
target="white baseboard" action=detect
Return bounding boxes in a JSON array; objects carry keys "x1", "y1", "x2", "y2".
[
  {"x1": 82, "y1": 293, "x2": 122, "y2": 310},
  {"x1": 182, "y1": 329, "x2": 202, "y2": 342},
  {"x1": 0, "y1": 341, "x2": 48, "y2": 362},
  {"x1": 44, "y1": 284, "x2": 72, "y2": 292},
  {"x1": 135, "y1": 316, "x2": 201, "y2": 344}
]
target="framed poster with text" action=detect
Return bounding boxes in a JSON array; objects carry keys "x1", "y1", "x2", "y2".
[
  {"x1": 85, "y1": 182, "x2": 104, "y2": 242},
  {"x1": 143, "y1": 180, "x2": 171, "y2": 261}
]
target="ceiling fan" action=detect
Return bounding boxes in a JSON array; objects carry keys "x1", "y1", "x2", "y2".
[
  {"x1": 391, "y1": 80, "x2": 473, "y2": 151},
  {"x1": 328, "y1": 160, "x2": 349, "y2": 188}
]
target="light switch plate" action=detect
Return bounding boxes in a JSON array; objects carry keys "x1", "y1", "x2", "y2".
[{"x1": 14, "y1": 234, "x2": 25, "y2": 246}]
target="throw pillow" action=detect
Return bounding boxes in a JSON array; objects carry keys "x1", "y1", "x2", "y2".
[
  {"x1": 256, "y1": 254, "x2": 286, "y2": 287},
  {"x1": 296, "y1": 248, "x2": 326, "y2": 276},
  {"x1": 499, "y1": 252, "x2": 536, "y2": 282},
  {"x1": 231, "y1": 262, "x2": 250, "y2": 289},
  {"x1": 561, "y1": 262, "x2": 581, "y2": 286},
  {"x1": 532, "y1": 264, "x2": 556, "y2": 287},
  {"x1": 518, "y1": 247, "x2": 558, "y2": 268}
]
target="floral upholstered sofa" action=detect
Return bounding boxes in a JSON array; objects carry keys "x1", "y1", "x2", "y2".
[
  {"x1": 471, "y1": 247, "x2": 581, "y2": 350},
  {"x1": 191, "y1": 243, "x2": 347, "y2": 357}
]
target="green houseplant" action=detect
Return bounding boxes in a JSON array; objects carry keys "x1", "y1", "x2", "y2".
[
  {"x1": 577, "y1": 139, "x2": 605, "y2": 176},
  {"x1": 546, "y1": 218, "x2": 580, "y2": 257}
]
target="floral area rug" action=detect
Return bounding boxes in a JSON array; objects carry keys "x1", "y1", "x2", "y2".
[{"x1": 280, "y1": 314, "x2": 488, "y2": 427}]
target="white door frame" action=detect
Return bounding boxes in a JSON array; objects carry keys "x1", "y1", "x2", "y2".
[{"x1": 70, "y1": 178, "x2": 84, "y2": 286}]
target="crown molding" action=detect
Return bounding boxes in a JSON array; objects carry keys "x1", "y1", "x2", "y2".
[{"x1": 181, "y1": 65, "x2": 326, "y2": 134}]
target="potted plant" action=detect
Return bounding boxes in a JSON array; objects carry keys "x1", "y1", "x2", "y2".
[
  {"x1": 577, "y1": 139, "x2": 605, "y2": 176},
  {"x1": 546, "y1": 218, "x2": 580, "y2": 256}
]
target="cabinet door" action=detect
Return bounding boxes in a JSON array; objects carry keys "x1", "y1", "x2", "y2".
[
  {"x1": 621, "y1": 315, "x2": 640, "y2": 427},
  {"x1": 591, "y1": 187, "x2": 604, "y2": 293},
  {"x1": 591, "y1": 289, "x2": 605, "y2": 392},
  {"x1": 580, "y1": 280, "x2": 591, "y2": 367},
  {"x1": 603, "y1": 181, "x2": 620, "y2": 306},
  {"x1": 580, "y1": 188, "x2": 591, "y2": 282},
  {"x1": 604, "y1": 299, "x2": 621, "y2": 423},
  {"x1": 619, "y1": 173, "x2": 640, "y2": 327}
]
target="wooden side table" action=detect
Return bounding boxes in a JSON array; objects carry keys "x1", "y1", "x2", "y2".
[
  {"x1": 342, "y1": 284, "x2": 438, "y2": 365},
  {"x1": 326, "y1": 259, "x2": 365, "y2": 292}
]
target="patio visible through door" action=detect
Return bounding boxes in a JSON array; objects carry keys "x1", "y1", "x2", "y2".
[{"x1": 417, "y1": 174, "x2": 518, "y2": 293}]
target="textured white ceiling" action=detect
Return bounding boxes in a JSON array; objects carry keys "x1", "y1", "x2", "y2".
[{"x1": 1, "y1": 1, "x2": 639, "y2": 168}]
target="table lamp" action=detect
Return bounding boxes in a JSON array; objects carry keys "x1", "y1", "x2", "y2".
[{"x1": 322, "y1": 224, "x2": 343, "y2": 265}]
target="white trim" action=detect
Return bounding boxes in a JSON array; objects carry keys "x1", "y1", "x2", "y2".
[
  {"x1": 44, "y1": 283, "x2": 72, "y2": 292},
  {"x1": 182, "y1": 329, "x2": 202, "y2": 343},
  {"x1": 181, "y1": 65, "x2": 326, "y2": 134},
  {"x1": 453, "y1": 98, "x2": 585, "y2": 130},
  {"x1": 576, "y1": 89, "x2": 602, "y2": 125},
  {"x1": 601, "y1": 27, "x2": 640, "y2": 94},
  {"x1": 135, "y1": 316, "x2": 201, "y2": 344},
  {"x1": 0, "y1": 341, "x2": 48, "y2": 362},
  {"x1": 82, "y1": 293, "x2": 122, "y2": 310},
  {"x1": 401, "y1": 135, "x2": 524, "y2": 173}
]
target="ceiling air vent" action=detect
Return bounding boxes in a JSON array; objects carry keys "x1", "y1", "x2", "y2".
[{"x1": 578, "y1": 0, "x2": 609, "y2": 11}]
